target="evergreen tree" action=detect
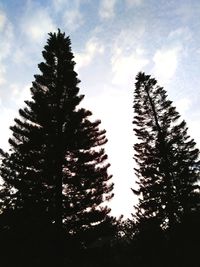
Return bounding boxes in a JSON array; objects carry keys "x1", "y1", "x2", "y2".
[
  {"x1": 0, "y1": 30, "x2": 114, "y2": 254},
  {"x1": 132, "y1": 72, "x2": 200, "y2": 229}
]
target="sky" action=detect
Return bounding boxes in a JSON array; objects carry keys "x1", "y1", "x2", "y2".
[{"x1": 0, "y1": 0, "x2": 200, "y2": 218}]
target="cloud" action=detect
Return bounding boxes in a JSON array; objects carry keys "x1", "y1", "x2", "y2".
[
  {"x1": 0, "y1": 10, "x2": 13, "y2": 59},
  {"x1": 75, "y1": 38, "x2": 104, "y2": 70},
  {"x1": 52, "y1": 0, "x2": 84, "y2": 32},
  {"x1": 99, "y1": 0, "x2": 116, "y2": 19},
  {"x1": 108, "y1": 26, "x2": 148, "y2": 86},
  {"x1": 152, "y1": 46, "x2": 182, "y2": 84},
  {"x1": 63, "y1": 8, "x2": 84, "y2": 32},
  {"x1": 21, "y1": 8, "x2": 56, "y2": 43},
  {"x1": 10, "y1": 5, "x2": 56, "y2": 73},
  {"x1": 111, "y1": 47, "x2": 149, "y2": 86},
  {"x1": 13, "y1": 48, "x2": 28, "y2": 65},
  {"x1": 0, "y1": 9, "x2": 13, "y2": 85},
  {"x1": 151, "y1": 27, "x2": 192, "y2": 84}
]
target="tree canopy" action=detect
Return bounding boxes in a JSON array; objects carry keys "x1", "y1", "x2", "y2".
[{"x1": 132, "y1": 72, "x2": 200, "y2": 229}]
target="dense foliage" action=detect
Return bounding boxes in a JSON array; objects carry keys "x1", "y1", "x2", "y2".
[
  {"x1": 132, "y1": 72, "x2": 200, "y2": 229},
  {"x1": 0, "y1": 30, "x2": 115, "y2": 266}
]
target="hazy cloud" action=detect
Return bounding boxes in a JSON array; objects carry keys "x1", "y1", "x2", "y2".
[
  {"x1": 75, "y1": 38, "x2": 104, "y2": 70},
  {"x1": 63, "y1": 8, "x2": 84, "y2": 32},
  {"x1": 151, "y1": 27, "x2": 192, "y2": 84},
  {"x1": 0, "y1": 10, "x2": 13, "y2": 60},
  {"x1": 111, "y1": 49, "x2": 149, "y2": 86},
  {"x1": 21, "y1": 8, "x2": 56, "y2": 43},
  {"x1": 52, "y1": 0, "x2": 84, "y2": 32},
  {"x1": 109, "y1": 26, "x2": 147, "y2": 86},
  {"x1": 13, "y1": 48, "x2": 27, "y2": 65},
  {"x1": 99, "y1": 0, "x2": 116, "y2": 19},
  {"x1": 0, "y1": 10, "x2": 13, "y2": 85}
]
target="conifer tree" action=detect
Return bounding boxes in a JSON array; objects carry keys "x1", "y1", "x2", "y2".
[
  {"x1": 132, "y1": 72, "x2": 200, "y2": 229},
  {"x1": 0, "y1": 30, "x2": 114, "y2": 248}
]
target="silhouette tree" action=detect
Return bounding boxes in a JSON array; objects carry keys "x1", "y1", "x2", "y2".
[
  {"x1": 132, "y1": 72, "x2": 200, "y2": 230},
  {"x1": 0, "y1": 30, "x2": 114, "y2": 264}
]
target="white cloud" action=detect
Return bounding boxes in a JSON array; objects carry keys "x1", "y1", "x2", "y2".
[
  {"x1": 152, "y1": 46, "x2": 182, "y2": 84},
  {"x1": 110, "y1": 26, "x2": 145, "y2": 56},
  {"x1": 109, "y1": 26, "x2": 147, "y2": 86},
  {"x1": 75, "y1": 38, "x2": 104, "y2": 70},
  {"x1": 111, "y1": 48, "x2": 149, "y2": 86},
  {"x1": 99, "y1": 0, "x2": 116, "y2": 19},
  {"x1": 21, "y1": 9, "x2": 56, "y2": 43},
  {"x1": 151, "y1": 27, "x2": 192, "y2": 84}
]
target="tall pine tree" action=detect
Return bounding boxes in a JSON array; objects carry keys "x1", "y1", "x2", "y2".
[
  {"x1": 132, "y1": 72, "x2": 200, "y2": 229},
  {"x1": 0, "y1": 30, "x2": 114, "y2": 250}
]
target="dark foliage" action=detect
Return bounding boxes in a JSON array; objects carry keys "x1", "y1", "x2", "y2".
[
  {"x1": 132, "y1": 72, "x2": 200, "y2": 229},
  {"x1": 0, "y1": 29, "x2": 115, "y2": 265}
]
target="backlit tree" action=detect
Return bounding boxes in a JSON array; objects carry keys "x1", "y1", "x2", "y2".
[{"x1": 132, "y1": 72, "x2": 200, "y2": 229}]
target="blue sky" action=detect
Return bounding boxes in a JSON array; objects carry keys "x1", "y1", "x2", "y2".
[{"x1": 1, "y1": 0, "x2": 200, "y2": 217}]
